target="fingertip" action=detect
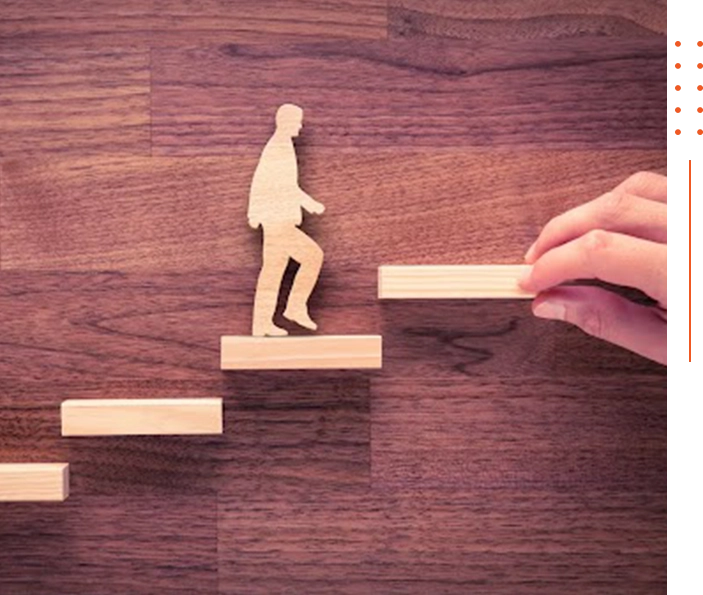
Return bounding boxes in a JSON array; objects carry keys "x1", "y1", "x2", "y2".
[
  {"x1": 533, "y1": 299, "x2": 566, "y2": 321},
  {"x1": 517, "y1": 264, "x2": 534, "y2": 290}
]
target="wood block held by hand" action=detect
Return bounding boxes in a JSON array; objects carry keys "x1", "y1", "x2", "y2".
[
  {"x1": 0, "y1": 463, "x2": 70, "y2": 502},
  {"x1": 221, "y1": 335, "x2": 383, "y2": 370},
  {"x1": 378, "y1": 265, "x2": 536, "y2": 299},
  {"x1": 61, "y1": 398, "x2": 223, "y2": 436}
]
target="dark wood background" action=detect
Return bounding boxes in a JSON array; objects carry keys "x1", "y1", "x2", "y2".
[{"x1": 0, "y1": 1, "x2": 666, "y2": 593}]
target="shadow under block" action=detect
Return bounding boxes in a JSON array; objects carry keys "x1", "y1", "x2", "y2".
[
  {"x1": 378, "y1": 265, "x2": 536, "y2": 299},
  {"x1": 61, "y1": 398, "x2": 223, "y2": 437},
  {"x1": 0, "y1": 463, "x2": 70, "y2": 502},
  {"x1": 221, "y1": 336, "x2": 383, "y2": 370}
]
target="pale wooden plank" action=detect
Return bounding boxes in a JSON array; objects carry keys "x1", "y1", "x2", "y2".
[
  {"x1": 61, "y1": 398, "x2": 223, "y2": 436},
  {"x1": 0, "y1": 463, "x2": 69, "y2": 502},
  {"x1": 221, "y1": 336, "x2": 382, "y2": 370},
  {"x1": 378, "y1": 265, "x2": 536, "y2": 299}
]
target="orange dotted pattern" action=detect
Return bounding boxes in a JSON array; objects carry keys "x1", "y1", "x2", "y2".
[{"x1": 671, "y1": 39, "x2": 703, "y2": 137}]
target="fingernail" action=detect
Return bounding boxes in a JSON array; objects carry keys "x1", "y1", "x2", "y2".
[
  {"x1": 533, "y1": 300, "x2": 566, "y2": 321},
  {"x1": 517, "y1": 265, "x2": 533, "y2": 289},
  {"x1": 524, "y1": 242, "x2": 537, "y2": 263}
]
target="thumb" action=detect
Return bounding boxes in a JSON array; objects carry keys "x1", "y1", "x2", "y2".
[{"x1": 532, "y1": 286, "x2": 667, "y2": 365}]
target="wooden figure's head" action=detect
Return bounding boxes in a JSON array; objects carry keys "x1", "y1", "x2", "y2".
[{"x1": 275, "y1": 104, "x2": 303, "y2": 138}]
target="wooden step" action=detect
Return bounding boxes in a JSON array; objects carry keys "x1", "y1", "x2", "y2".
[
  {"x1": 61, "y1": 398, "x2": 223, "y2": 436},
  {"x1": 0, "y1": 463, "x2": 69, "y2": 502},
  {"x1": 221, "y1": 335, "x2": 383, "y2": 370},
  {"x1": 378, "y1": 265, "x2": 535, "y2": 299}
]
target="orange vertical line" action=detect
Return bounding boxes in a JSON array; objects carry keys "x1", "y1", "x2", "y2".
[{"x1": 688, "y1": 160, "x2": 693, "y2": 362}]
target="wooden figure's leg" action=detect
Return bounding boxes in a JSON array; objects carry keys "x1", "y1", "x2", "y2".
[
  {"x1": 252, "y1": 230, "x2": 290, "y2": 336},
  {"x1": 283, "y1": 227, "x2": 324, "y2": 330}
]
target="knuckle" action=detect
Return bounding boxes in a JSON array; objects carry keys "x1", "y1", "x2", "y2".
[
  {"x1": 598, "y1": 190, "x2": 630, "y2": 223},
  {"x1": 582, "y1": 229, "x2": 612, "y2": 259},
  {"x1": 569, "y1": 305, "x2": 606, "y2": 339},
  {"x1": 626, "y1": 171, "x2": 650, "y2": 188}
]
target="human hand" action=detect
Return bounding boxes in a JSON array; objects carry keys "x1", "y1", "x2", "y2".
[{"x1": 519, "y1": 171, "x2": 667, "y2": 365}]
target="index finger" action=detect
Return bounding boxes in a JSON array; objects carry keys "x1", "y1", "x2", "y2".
[
  {"x1": 614, "y1": 171, "x2": 667, "y2": 203},
  {"x1": 520, "y1": 230, "x2": 667, "y2": 307},
  {"x1": 525, "y1": 191, "x2": 666, "y2": 263}
]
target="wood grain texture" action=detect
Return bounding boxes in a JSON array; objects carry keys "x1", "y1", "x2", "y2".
[
  {"x1": 61, "y1": 398, "x2": 223, "y2": 436},
  {"x1": 371, "y1": 376, "x2": 665, "y2": 491},
  {"x1": 0, "y1": 151, "x2": 666, "y2": 270},
  {"x1": 0, "y1": 47, "x2": 149, "y2": 156},
  {"x1": 0, "y1": 493, "x2": 217, "y2": 594},
  {"x1": 380, "y1": 299, "x2": 665, "y2": 379},
  {"x1": 379, "y1": 265, "x2": 535, "y2": 299},
  {"x1": 389, "y1": 0, "x2": 666, "y2": 40},
  {"x1": 0, "y1": 463, "x2": 69, "y2": 501},
  {"x1": 151, "y1": 39, "x2": 665, "y2": 153},
  {"x1": 0, "y1": 0, "x2": 387, "y2": 47},
  {"x1": 218, "y1": 488, "x2": 665, "y2": 594},
  {"x1": 221, "y1": 335, "x2": 383, "y2": 369},
  {"x1": 217, "y1": 373, "x2": 372, "y2": 498}
]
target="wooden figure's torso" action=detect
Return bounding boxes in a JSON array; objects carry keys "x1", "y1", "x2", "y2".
[{"x1": 248, "y1": 136, "x2": 302, "y2": 228}]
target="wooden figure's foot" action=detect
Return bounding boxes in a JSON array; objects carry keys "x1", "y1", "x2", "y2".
[
  {"x1": 264, "y1": 324, "x2": 289, "y2": 337},
  {"x1": 283, "y1": 307, "x2": 318, "y2": 331},
  {"x1": 253, "y1": 323, "x2": 289, "y2": 337}
]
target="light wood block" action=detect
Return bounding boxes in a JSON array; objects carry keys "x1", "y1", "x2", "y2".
[
  {"x1": 221, "y1": 335, "x2": 383, "y2": 370},
  {"x1": 61, "y1": 398, "x2": 223, "y2": 436},
  {"x1": 378, "y1": 265, "x2": 536, "y2": 299},
  {"x1": 0, "y1": 463, "x2": 69, "y2": 502}
]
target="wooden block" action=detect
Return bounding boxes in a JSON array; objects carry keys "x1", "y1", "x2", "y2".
[
  {"x1": 378, "y1": 265, "x2": 536, "y2": 299},
  {"x1": 221, "y1": 336, "x2": 383, "y2": 370},
  {"x1": 61, "y1": 398, "x2": 223, "y2": 437},
  {"x1": 0, "y1": 463, "x2": 69, "y2": 502}
]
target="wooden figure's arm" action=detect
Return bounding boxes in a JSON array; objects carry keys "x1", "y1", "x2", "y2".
[{"x1": 300, "y1": 191, "x2": 325, "y2": 215}]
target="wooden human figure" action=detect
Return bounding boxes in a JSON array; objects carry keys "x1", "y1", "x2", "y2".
[{"x1": 248, "y1": 104, "x2": 325, "y2": 337}]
